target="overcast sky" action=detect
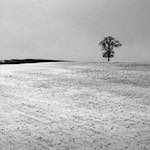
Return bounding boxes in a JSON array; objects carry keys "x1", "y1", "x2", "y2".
[{"x1": 0, "y1": 0, "x2": 150, "y2": 62}]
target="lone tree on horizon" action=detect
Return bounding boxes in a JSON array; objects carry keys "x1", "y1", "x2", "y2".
[{"x1": 99, "y1": 36, "x2": 122, "y2": 61}]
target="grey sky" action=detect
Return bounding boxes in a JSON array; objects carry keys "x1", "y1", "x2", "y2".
[{"x1": 0, "y1": 0, "x2": 150, "y2": 62}]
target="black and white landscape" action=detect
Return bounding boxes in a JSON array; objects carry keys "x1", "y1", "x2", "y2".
[{"x1": 0, "y1": 0, "x2": 150, "y2": 150}]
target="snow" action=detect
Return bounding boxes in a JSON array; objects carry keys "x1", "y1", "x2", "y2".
[{"x1": 0, "y1": 62, "x2": 150, "y2": 150}]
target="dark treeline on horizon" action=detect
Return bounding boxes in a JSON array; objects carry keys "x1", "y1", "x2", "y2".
[{"x1": 0, "y1": 59, "x2": 71, "y2": 65}]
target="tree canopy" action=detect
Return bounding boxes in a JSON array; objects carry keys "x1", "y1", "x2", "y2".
[{"x1": 99, "y1": 36, "x2": 122, "y2": 61}]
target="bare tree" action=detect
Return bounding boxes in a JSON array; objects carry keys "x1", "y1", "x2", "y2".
[{"x1": 99, "y1": 36, "x2": 122, "y2": 61}]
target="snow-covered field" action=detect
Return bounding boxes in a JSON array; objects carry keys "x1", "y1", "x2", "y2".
[{"x1": 0, "y1": 62, "x2": 150, "y2": 150}]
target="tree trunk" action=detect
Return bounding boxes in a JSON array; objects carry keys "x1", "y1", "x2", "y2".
[{"x1": 107, "y1": 51, "x2": 110, "y2": 62}]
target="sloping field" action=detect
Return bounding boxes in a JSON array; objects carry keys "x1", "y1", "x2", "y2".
[{"x1": 0, "y1": 62, "x2": 150, "y2": 150}]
